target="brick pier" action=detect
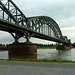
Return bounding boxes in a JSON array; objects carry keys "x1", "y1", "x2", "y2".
[{"x1": 8, "y1": 43, "x2": 37, "y2": 59}]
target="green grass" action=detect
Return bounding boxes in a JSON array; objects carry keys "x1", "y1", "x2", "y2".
[
  {"x1": 72, "y1": 47, "x2": 75, "y2": 48},
  {"x1": 0, "y1": 58, "x2": 75, "y2": 63},
  {"x1": 37, "y1": 47, "x2": 56, "y2": 49}
]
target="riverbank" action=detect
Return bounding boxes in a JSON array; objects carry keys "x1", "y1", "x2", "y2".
[
  {"x1": 37, "y1": 47, "x2": 56, "y2": 49},
  {"x1": 37, "y1": 46, "x2": 74, "y2": 49},
  {"x1": 0, "y1": 58, "x2": 75, "y2": 63}
]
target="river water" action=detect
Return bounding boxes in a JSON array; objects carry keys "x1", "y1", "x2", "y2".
[{"x1": 0, "y1": 49, "x2": 75, "y2": 61}]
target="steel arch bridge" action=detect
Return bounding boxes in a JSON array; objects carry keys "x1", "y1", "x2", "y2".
[{"x1": 0, "y1": 0, "x2": 70, "y2": 44}]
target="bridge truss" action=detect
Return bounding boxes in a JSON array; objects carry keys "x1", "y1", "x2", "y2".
[{"x1": 0, "y1": 0, "x2": 70, "y2": 44}]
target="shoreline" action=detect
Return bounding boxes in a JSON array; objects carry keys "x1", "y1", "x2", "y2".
[
  {"x1": 0, "y1": 58, "x2": 75, "y2": 63},
  {"x1": 37, "y1": 47, "x2": 56, "y2": 49}
]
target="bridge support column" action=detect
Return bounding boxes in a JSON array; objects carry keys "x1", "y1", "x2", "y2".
[
  {"x1": 8, "y1": 43, "x2": 37, "y2": 59},
  {"x1": 56, "y1": 44, "x2": 71, "y2": 50},
  {"x1": 9, "y1": 32, "x2": 23, "y2": 43}
]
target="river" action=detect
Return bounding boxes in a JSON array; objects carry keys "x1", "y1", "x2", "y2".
[{"x1": 0, "y1": 49, "x2": 75, "y2": 61}]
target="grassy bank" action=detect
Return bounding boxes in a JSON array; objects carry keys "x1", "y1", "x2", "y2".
[
  {"x1": 37, "y1": 47, "x2": 56, "y2": 49},
  {"x1": 0, "y1": 58, "x2": 75, "y2": 63},
  {"x1": 72, "y1": 47, "x2": 75, "y2": 48}
]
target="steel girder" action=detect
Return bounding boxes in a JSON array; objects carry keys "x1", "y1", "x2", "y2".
[
  {"x1": 27, "y1": 16, "x2": 63, "y2": 39},
  {"x1": 0, "y1": 0, "x2": 27, "y2": 26}
]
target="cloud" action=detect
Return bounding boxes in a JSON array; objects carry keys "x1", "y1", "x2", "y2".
[
  {"x1": 0, "y1": 31, "x2": 14, "y2": 44},
  {"x1": 61, "y1": 26, "x2": 75, "y2": 42},
  {"x1": 30, "y1": 37, "x2": 55, "y2": 44}
]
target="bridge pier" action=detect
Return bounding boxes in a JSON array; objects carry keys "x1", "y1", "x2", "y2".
[
  {"x1": 8, "y1": 43, "x2": 37, "y2": 59},
  {"x1": 56, "y1": 44, "x2": 72, "y2": 50}
]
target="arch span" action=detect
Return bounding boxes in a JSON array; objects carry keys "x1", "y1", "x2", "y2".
[{"x1": 27, "y1": 16, "x2": 63, "y2": 40}]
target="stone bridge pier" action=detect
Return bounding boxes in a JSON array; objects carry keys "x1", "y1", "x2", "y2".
[
  {"x1": 56, "y1": 44, "x2": 72, "y2": 50},
  {"x1": 8, "y1": 43, "x2": 37, "y2": 59},
  {"x1": 56, "y1": 39, "x2": 72, "y2": 50}
]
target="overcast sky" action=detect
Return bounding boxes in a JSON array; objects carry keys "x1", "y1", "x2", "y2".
[{"x1": 0, "y1": 0, "x2": 75, "y2": 44}]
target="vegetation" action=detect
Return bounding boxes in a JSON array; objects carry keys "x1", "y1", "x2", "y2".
[
  {"x1": 37, "y1": 43, "x2": 56, "y2": 49},
  {"x1": 0, "y1": 58, "x2": 75, "y2": 63},
  {"x1": 37, "y1": 46, "x2": 56, "y2": 49}
]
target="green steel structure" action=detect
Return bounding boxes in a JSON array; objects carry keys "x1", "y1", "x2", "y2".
[{"x1": 0, "y1": 0, "x2": 70, "y2": 44}]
